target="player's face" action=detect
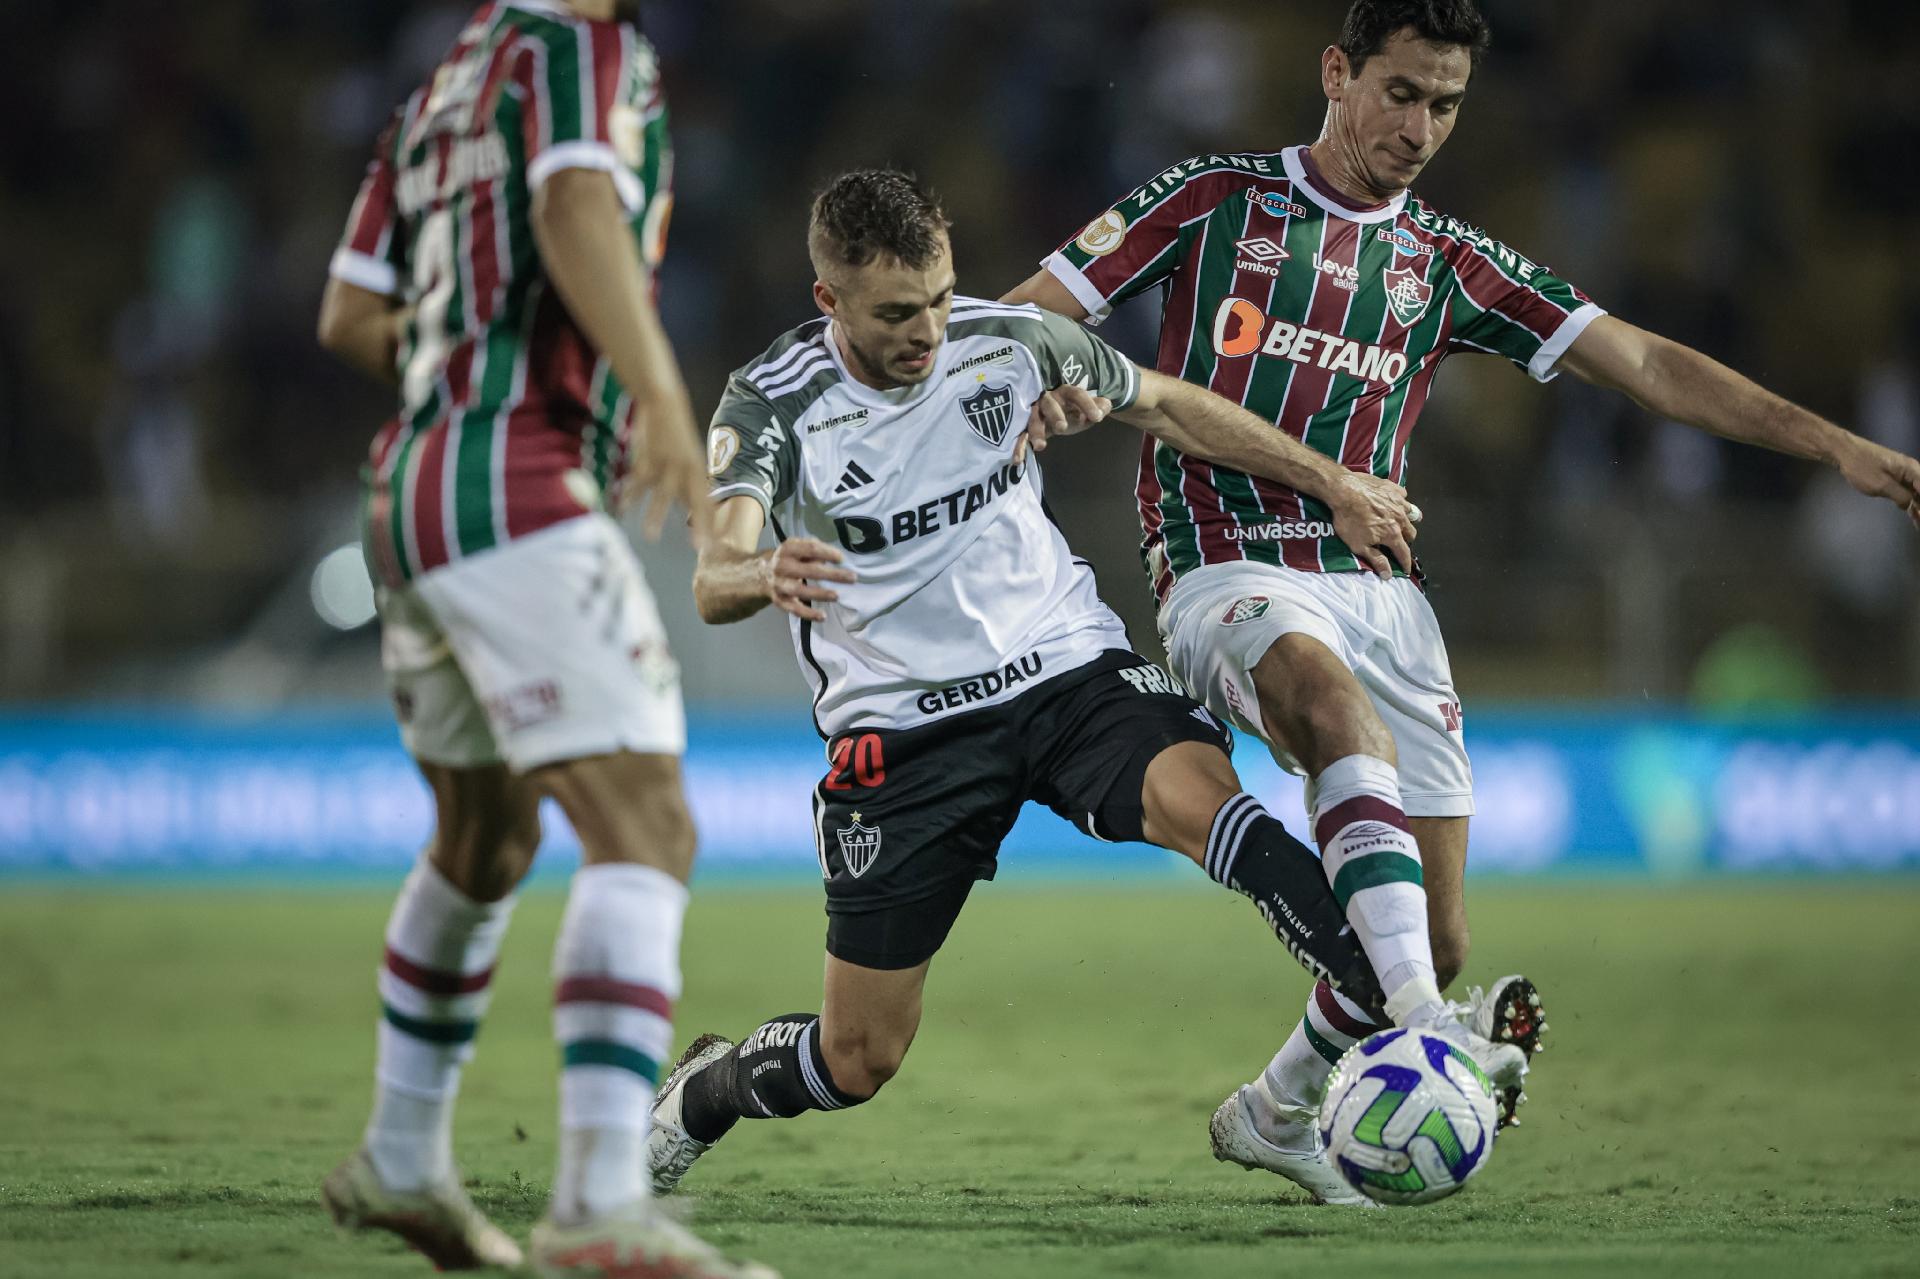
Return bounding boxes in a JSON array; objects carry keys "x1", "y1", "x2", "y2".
[
  {"x1": 817, "y1": 238, "x2": 957, "y2": 390},
  {"x1": 1324, "y1": 28, "x2": 1471, "y2": 195}
]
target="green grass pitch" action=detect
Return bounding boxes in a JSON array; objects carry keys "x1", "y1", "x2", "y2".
[{"x1": 3, "y1": 880, "x2": 1918, "y2": 1278}]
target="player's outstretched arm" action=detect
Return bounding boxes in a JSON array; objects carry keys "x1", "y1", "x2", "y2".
[
  {"x1": 317, "y1": 278, "x2": 407, "y2": 386},
  {"x1": 1562, "y1": 315, "x2": 1920, "y2": 528},
  {"x1": 1117, "y1": 368, "x2": 1421, "y2": 577},
  {"x1": 532, "y1": 167, "x2": 712, "y2": 543},
  {"x1": 1001, "y1": 270, "x2": 1090, "y2": 323},
  {"x1": 693, "y1": 494, "x2": 857, "y2": 625}
]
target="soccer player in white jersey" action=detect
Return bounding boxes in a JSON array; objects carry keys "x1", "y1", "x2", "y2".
[
  {"x1": 638, "y1": 169, "x2": 1525, "y2": 1199},
  {"x1": 315, "y1": 2, "x2": 771, "y2": 1274},
  {"x1": 1005, "y1": 0, "x2": 1920, "y2": 1204}
]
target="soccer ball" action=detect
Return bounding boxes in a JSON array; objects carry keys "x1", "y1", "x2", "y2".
[{"x1": 1318, "y1": 1027, "x2": 1498, "y2": 1206}]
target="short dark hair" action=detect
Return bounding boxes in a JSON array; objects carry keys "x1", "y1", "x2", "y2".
[
  {"x1": 1339, "y1": 0, "x2": 1491, "y2": 74},
  {"x1": 808, "y1": 169, "x2": 951, "y2": 276}
]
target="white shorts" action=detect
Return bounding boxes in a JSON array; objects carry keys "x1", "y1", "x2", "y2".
[
  {"x1": 1158, "y1": 560, "x2": 1472, "y2": 818},
  {"x1": 377, "y1": 513, "x2": 686, "y2": 772}
]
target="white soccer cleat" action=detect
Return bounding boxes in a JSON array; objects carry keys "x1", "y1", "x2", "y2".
[
  {"x1": 530, "y1": 1205, "x2": 779, "y2": 1279},
  {"x1": 1449, "y1": 974, "x2": 1547, "y2": 1130},
  {"x1": 647, "y1": 1033, "x2": 735, "y2": 1195},
  {"x1": 1208, "y1": 1084, "x2": 1379, "y2": 1207},
  {"x1": 321, "y1": 1148, "x2": 523, "y2": 1270}
]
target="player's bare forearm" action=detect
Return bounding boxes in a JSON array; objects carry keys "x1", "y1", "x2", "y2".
[
  {"x1": 1118, "y1": 370, "x2": 1352, "y2": 499},
  {"x1": 1564, "y1": 315, "x2": 1920, "y2": 521},
  {"x1": 1563, "y1": 317, "x2": 1846, "y2": 462},
  {"x1": 1116, "y1": 370, "x2": 1419, "y2": 575},
  {"x1": 533, "y1": 167, "x2": 713, "y2": 538},
  {"x1": 693, "y1": 495, "x2": 857, "y2": 624},
  {"x1": 317, "y1": 278, "x2": 405, "y2": 386},
  {"x1": 694, "y1": 542, "x2": 777, "y2": 625},
  {"x1": 532, "y1": 169, "x2": 693, "y2": 428},
  {"x1": 1000, "y1": 270, "x2": 1089, "y2": 323}
]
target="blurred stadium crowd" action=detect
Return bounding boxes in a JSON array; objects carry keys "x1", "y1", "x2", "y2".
[{"x1": 2, "y1": 0, "x2": 1917, "y2": 707}]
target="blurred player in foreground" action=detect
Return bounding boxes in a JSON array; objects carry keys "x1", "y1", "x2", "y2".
[
  {"x1": 1006, "y1": 0, "x2": 1920, "y2": 1204},
  {"x1": 315, "y1": 2, "x2": 770, "y2": 1274},
  {"x1": 639, "y1": 169, "x2": 1529, "y2": 1200}
]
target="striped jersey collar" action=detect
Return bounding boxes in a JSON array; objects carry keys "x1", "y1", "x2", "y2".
[
  {"x1": 504, "y1": 0, "x2": 577, "y2": 17},
  {"x1": 1283, "y1": 146, "x2": 1409, "y2": 226}
]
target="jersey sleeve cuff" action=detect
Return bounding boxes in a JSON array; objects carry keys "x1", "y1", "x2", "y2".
[
  {"x1": 1527, "y1": 302, "x2": 1606, "y2": 383},
  {"x1": 1042, "y1": 251, "x2": 1116, "y2": 326},
  {"x1": 527, "y1": 141, "x2": 646, "y2": 215},
  {"x1": 328, "y1": 249, "x2": 399, "y2": 297},
  {"x1": 709, "y1": 481, "x2": 774, "y2": 519},
  {"x1": 1109, "y1": 357, "x2": 1141, "y2": 412}
]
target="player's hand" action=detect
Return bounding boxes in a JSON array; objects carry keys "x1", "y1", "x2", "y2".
[
  {"x1": 1326, "y1": 471, "x2": 1419, "y2": 579},
  {"x1": 761, "y1": 537, "x2": 857, "y2": 622},
  {"x1": 1013, "y1": 385, "x2": 1112, "y2": 464},
  {"x1": 623, "y1": 401, "x2": 715, "y2": 546},
  {"x1": 1835, "y1": 436, "x2": 1920, "y2": 530}
]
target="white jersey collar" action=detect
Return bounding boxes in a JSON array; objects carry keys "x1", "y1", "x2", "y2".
[{"x1": 1283, "y1": 146, "x2": 1409, "y2": 226}]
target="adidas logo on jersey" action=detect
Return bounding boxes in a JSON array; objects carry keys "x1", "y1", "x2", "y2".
[{"x1": 834, "y1": 461, "x2": 876, "y2": 494}]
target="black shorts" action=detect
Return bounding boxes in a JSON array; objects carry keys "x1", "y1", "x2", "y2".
[{"x1": 814, "y1": 650, "x2": 1233, "y2": 970}]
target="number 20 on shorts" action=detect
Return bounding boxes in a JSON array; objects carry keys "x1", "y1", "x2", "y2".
[{"x1": 825, "y1": 733, "x2": 886, "y2": 791}]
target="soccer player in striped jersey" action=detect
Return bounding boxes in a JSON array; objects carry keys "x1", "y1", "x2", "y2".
[
  {"x1": 316, "y1": 4, "x2": 769, "y2": 1275},
  {"x1": 1007, "y1": 0, "x2": 1920, "y2": 1204},
  {"x1": 639, "y1": 169, "x2": 1528, "y2": 1206}
]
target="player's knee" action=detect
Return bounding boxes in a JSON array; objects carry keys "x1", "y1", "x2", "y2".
[
  {"x1": 1429, "y1": 919, "x2": 1470, "y2": 989},
  {"x1": 820, "y1": 1027, "x2": 909, "y2": 1100}
]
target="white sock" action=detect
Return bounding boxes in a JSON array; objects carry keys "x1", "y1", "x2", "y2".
[
  {"x1": 1311, "y1": 755, "x2": 1445, "y2": 1025},
  {"x1": 549, "y1": 862, "x2": 687, "y2": 1225},
  {"x1": 366, "y1": 855, "x2": 516, "y2": 1190},
  {"x1": 1246, "y1": 981, "x2": 1385, "y2": 1148}
]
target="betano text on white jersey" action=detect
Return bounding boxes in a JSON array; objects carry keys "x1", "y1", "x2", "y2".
[{"x1": 708, "y1": 298, "x2": 1141, "y2": 736}]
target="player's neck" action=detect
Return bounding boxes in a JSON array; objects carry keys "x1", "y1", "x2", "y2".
[
  {"x1": 1305, "y1": 131, "x2": 1398, "y2": 211},
  {"x1": 565, "y1": 0, "x2": 615, "y2": 18},
  {"x1": 829, "y1": 321, "x2": 899, "y2": 394}
]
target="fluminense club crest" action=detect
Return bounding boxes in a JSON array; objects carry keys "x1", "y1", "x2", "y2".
[
  {"x1": 1383, "y1": 266, "x2": 1433, "y2": 327},
  {"x1": 960, "y1": 381, "x2": 1016, "y2": 447},
  {"x1": 836, "y1": 813, "x2": 883, "y2": 879}
]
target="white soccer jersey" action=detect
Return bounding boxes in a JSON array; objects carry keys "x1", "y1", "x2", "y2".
[{"x1": 708, "y1": 297, "x2": 1143, "y2": 736}]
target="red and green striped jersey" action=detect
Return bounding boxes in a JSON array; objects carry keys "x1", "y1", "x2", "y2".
[
  {"x1": 331, "y1": 0, "x2": 673, "y2": 587},
  {"x1": 1045, "y1": 146, "x2": 1604, "y2": 602}
]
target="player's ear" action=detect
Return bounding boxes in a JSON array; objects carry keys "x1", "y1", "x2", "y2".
[
  {"x1": 813, "y1": 279, "x2": 837, "y2": 320},
  {"x1": 1322, "y1": 45, "x2": 1348, "y2": 101}
]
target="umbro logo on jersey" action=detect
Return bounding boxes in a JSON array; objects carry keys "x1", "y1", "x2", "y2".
[
  {"x1": 960, "y1": 382, "x2": 1016, "y2": 447},
  {"x1": 1060, "y1": 354, "x2": 1087, "y2": 388},
  {"x1": 1234, "y1": 237, "x2": 1290, "y2": 278},
  {"x1": 834, "y1": 460, "x2": 876, "y2": 494}
]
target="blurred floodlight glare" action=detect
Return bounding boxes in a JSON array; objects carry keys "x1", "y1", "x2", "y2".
[{"x1": 310, "y1": 545, "x2": 376, "y2": 630}]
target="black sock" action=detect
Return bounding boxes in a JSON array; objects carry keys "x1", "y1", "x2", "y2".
[
  {"x1": 680, "y1": 1013, "x2": 864, "y2": 1144},
  {"x1": 1205, "y1": 793, "x2": 1385, "y2": 1016}
]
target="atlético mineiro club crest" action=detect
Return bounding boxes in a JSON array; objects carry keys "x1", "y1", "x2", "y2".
[
  {"x1": 837, "y1": 815, "x2": 882, "y2": 878},
  {"x1": 1383, "y1": 266, "x2": 1433, "y2": 327},
  {"x1": 961, "y1": 381, "x2": 1016, "y2": 447}
]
